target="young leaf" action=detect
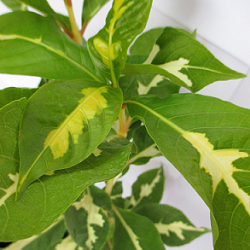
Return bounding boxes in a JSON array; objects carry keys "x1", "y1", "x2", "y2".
[
  {"x1": 128, "y1": 167, "x2": 164, "y2": 209},
  {"x1": 0, "y1": 12, "x2": 103, "y2": 82},
  {"x1": 127, "y1": 93, "x2": 250, "y2": 250},
  {"x1": 64, "y1": 186, "x2": 111, "y2": 249},
  {"x1": 128, "y1": 125, "x2": 161, "y2": 166},
  {"x1": 0, "y1": 0, "x2": 24, "y2": 11},
  {"x1": 2, "y1": 216, "x2": 65, "y2": 250},
  {"x1": 0, "y1": 87, "x2": 36, "y2": 109},
  {"x1": 17, "y1": 80, "x2": 123, "y2": 198},
  {"x1": 0, "y1": 137, "x2": 132, "y2": 242},
  {"x1": 135, "y1": 203, "x2": 210, "y2": 246},
  {"x1": 112, "y1": 206, "x2": 165, "y2": 250},
  {"x1": 82, "y1": 0, "x2": 110, "y2": 27},
  {"x1": 123, "y1": 27, "x2": 245, "y2": 92},
  {"x1": 88, "y1": 0, "x2": 153, "y2": 85}
]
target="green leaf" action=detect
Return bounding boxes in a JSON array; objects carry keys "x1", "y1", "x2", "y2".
[
  {"x1": 53, "y1": 235, "x2": 82, "y2": 250},
  {"x1": 128, "y1": 125, "x2": 160, "y2": 166},
  {"x1": 87, "y1": 0, "x2": 153, "y2": 84},
  {"x1": 82, "y1": 0, "x2": 110, "y2": 26},
  {"x1": 123, "y1": 27, "x2": 245, "y2": 92},
  {"x1": 128, "y1": 167, "x2": 164, "y2": 209},
  {"x1": 0, "y1": 12, "x2": 103, "y2": 82},
  {"x1": 111, "y1": 181, "x2": 125, "y2": 208},
  {"x1": 0, "y1": 136, "x2": 132, "y2": 241},
  {"x1": 17, "y1": 80, "x2": 123, "y2": 198},
  {"x1": 127, "y1": 28, "x2": 164, "y2": 64},
  {"x1": 2, "y1": 216, "x2": 65, "y2": 250},
  {"x1": 127, "y1": 94, "x2": 250, "y2": 250},
  {"x1": 64, "y1": 186, "x2": 110, "y2": 249},
  {"x1": 112, "y1": 206, "x2": 165, "y2": 250},
  {"x1": 136, "y1": 203, "x2": 210, "y2": 246},
  {"x1": 0, "y1": 0, "x2": 25, "y2": 11},
  {"x1": 0, "y1": 87, "x2": 36, "y2": 109}
]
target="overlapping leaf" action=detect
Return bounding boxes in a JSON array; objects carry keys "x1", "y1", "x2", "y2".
[
  {"x1": 0, "y1": 119, "x2": 131, "y2": 244},
  {"x1": 82, "y1": 0, "x2": 110, "y2": 27},
  {"x1": 127, "y1": 93, "x2": 250, "y2": 250},
  {"x1": 112, "y1": 206, "x2": 165, "y2": 250},
  {"x1": 0, "y1": 87, "x2": 36, "y2": 109},
  {"x1": 0, "y1": 11, "x2": 103, "y2": 82},
  {"x1": 2, "y1": 216, "x2": 65, "y2": 250},
  {"x1": 17, "y1": 79, "x2": 123, "y2": 197},
  {"x1": 88, "y1": 0, "x2": 153, "y2": 84},
  {"x1": 0, "y1": 0, "x2": 25, "y2": 11},
  {"x1": 65, "y1": 185, "x2": 111, "y2": 249},
  {"x1": 136, "y1": 203, "x2": 210, "y2": 246},
  {"x1": 123, "y1": 27, "x2": 245, "y2": 92}
]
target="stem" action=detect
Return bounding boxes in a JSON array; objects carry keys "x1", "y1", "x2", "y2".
[
  {"x1": 118, "y1": 104, "x2": 131, "y2": 138},
  {"x1": 64, "y1": 0, "x2": 82, "y2": 45},
  {"x1": 80, "y1": 22, "x2": 89, "y2": 36},
  {"x1": 56, "y1": 21, "x2": 74, "y2": 39},
  {"x1": 105, "y1": 177, "x2": 116, "y2": 196}
]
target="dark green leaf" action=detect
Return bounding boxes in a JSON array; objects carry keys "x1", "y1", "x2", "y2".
[
  {"x1": 112, "y1": 206, "x2": 165, "y2": 250},
  {"x1": 0, "y1": 87, "x2": 36, "y2": 109},
  {"x1": 0, "y1": 136, "x2": 132, "y2": 241},
  {"x1": 88, "y1": 0, "x2": 153, "y2": 84},
  {"x1": 17, "y1": 80, "x2": 123, "y2": 198},
  {"x1": 111, "y1": 181, "x2": 125, "y2": 208},
  {"x1": 65, "y1": 186, "x2": 110, "y2": 249},
  {"x1": 136, "y1": 203, "x2": 210, "y2": 246},
  {"x1": 82, "y1": 0, "x2": 110, "y2": 26},
  {"x1": 0, "y1": 12, "x2": 103, "y2": 82},
  {"x1": 3, "y1": 217, "x2": 65, "y2": 250},
  {"x1": 128, "y1": 167, "x2": 164, "y2": 209},
  {"x1": 127, "y1": 93, "x2": 250, "y2": 250}
]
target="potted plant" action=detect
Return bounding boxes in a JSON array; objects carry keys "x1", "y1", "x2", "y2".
[{"x1": 0, "y1": 0, "x2": 249, "y2": 249}]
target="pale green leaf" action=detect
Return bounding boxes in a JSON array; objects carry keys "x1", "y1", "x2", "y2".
[
  {"x1": 0, "y1": 136, "x2": 132, "y2": 241},
  {"x1": 0, "y1": 12, "x2": 103, "y2": 82},
  {"x1": 135, "y1": 203, "x2": 210, "y2": 246},
  {"x1": 112, "y1": 206, "x2": 165, "y2": 250},
  {"x1": 88, "y1": 0, "x2": 153, "y2": 84},
  {"x1": 17, "y1": 80, "x2": 123, "y2": 197},
  {"x1": 0, "y1": 0, "x2": 25, "y2": 11},
  {"x1": 64, "y1": 186, "x2": 110, "y2": 249},
  {"x1": 127, "y1": 93, "x2": 250, "y2": 250}
]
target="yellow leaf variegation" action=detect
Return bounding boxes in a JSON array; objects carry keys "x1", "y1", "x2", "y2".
[
  {"x1": 127, "y1": 93, "x2": 250, "y2": 249},
  {"x1": 17, "y1": 80, "x2": 123, "y2": 198}
]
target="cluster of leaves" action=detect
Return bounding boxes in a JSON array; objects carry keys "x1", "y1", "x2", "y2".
[{"x1": 0, "y1": 0, "x2": 249, "y2": 249}]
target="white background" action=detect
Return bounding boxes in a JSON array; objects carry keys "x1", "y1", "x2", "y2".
[{"x1": 0, "y1": 1, "x2": 249, "y2": 249}]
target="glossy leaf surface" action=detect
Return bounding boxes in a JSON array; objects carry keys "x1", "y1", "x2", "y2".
[
  {"x1": 88, "y1": 0, "x2": 152, "y2": 84},
  {"x1": 0, "y1": 136, "x2": 131, "y2": 241},
  {"x1": 17, "y1": 80, "x2": 123, "y2": 197},
  {"x1": 65, "y1": 185, "x2": 111, "y2": 249},
  {"x1": 0, "y1": 87, "x2": 36, "y2": 109},
  {"x1": 123, "y1": 27, "x2": 245, "y2": 92},
  {"x1": 136, "y1": 203, "x2": 210, "y2": 246},
  {"x1": 127, "y1": 94, "x2": 250, "y2": 250},
  {"x1": 112, "y1": 206, "x2": 165, "y2": 250},
  {"x1": 0, "y1": 12, "x2": 103, "y2": 82}
]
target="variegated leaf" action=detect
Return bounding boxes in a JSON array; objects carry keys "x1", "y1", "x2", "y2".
[
  {"x1": 54, "y1": 235, "x2": 83, "y2": 250},
  {"x1": 0, "y1": 12, "x2": 103, "y2": 82},
  {"x1": 127, "y1": 93, "x2": 250, "y2": 250},
  {"x1": 88, "y1": 0, "x2": 152, "y2": 84},
  {"x1": 0, "y1": 107, "x2": 131, "y2": 243},
  {"x1": 136, "y1": 203, "x2": 210, "y2": 246},
  {"x1": 65, "y1": 186, "x2": 111, "y2": 250},
  {"x1": 123, "y1": 27, "x2": 245, "y2": 92},
  {"x1": 128, "y1": 167, "x2": 164, "y2": 209},
  {"x1": 2, "y1": 216, "x2": 65, "y2": 250},
  {"x1": 112, "y1": 206, "x2": 165, "y2": 250},
  {"x1": 17, "y1": 80, "x2": 122, "y2": 197}
]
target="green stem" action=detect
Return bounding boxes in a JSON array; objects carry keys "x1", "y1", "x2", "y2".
[{"x1": 64, "y1": 0, "x2": 82, "y2": 45}]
